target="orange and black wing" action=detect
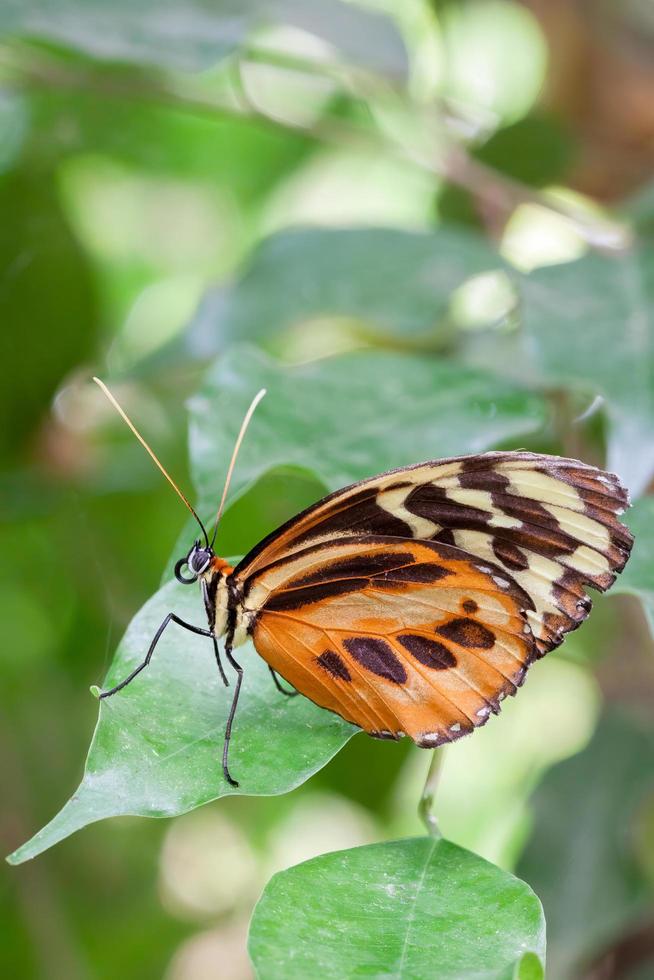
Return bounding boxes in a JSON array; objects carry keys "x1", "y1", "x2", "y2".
[
  {"x1": 235, "y1": 452, "x2": 632, "y2": 656},
  {"x1": 243, "y1": 536, "x2": 535, "y2": 745}
]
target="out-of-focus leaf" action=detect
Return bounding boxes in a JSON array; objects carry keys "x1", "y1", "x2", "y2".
[
  {"x1": 0, "y1": 90, "x2": 29, "y2": 174},
  {"x1": 476, "y1": 115, "x2": 573, "y2": 188},
  {"x1": 466, "y1": 250, "x2": 654, "y2": 496},
  {"x1": 27, "y1": 85, "x2": 309, "y2": 199},
  {"x1": 0, "y1": 168, "x2": 99, "y2": 460},
  {"x1": 188, "y1": 343, "x2": 549, "y2": 515},
  {"x1": 438, "y1": 114, "x2": 573, "y2": 228},
  {"x1": 249, "y1": 836, "x2": 546, "y2": 979},
  {"x1": 518, "y1": 252, "x2": 654, "y2": 496},
  {"x1": 624, "y1": 181, "x2": 654, "y2": 240},
  {"x1": 7, "y1": 578, "x2": 355, "y2": 864},
  {"x1": 613, "y1": 496, "x2": 654, "y2": 636},
  {"x1": 1, "y1": 0, "x2": 407, "y2": 77},
  {"x1": 517, "y1": 711, "x2": 654, "y2": 980},
  {"x1": 187, "y1": 226, "x2": 503, "y2": 353}
]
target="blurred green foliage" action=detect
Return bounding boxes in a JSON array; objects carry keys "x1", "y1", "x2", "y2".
[{"x1": 1, "y1": 1, "x2": 654, "y2": 978}]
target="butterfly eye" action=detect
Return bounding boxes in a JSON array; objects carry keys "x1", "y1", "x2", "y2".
[
  {"x1": 174, "y1": 557, "x2": 197, "y2": 585},
  {"x1": 190, "y1": 548, "x2": 212, "y2": 575}
]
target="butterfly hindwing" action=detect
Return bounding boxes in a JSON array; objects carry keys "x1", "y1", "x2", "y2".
[
  {"x1": 245, "y1": 536, "x2": 535, "y2": 745},
  {"x1": 235, "y1": 452, "x2": 632, "y2": 656}
]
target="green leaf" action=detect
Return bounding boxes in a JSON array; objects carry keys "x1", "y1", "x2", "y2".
[
  {"x1": 191, "y1": 227, "x2": 654, "y2": 497},
  {"x1": 622, "y1": 180, "x2": 654, "y2": 239},
  {"x1": 0, "y1": 167, "x2": 99, "y2": 461},
  {"x1": 515, "y1": 252, "x2": 654, "y2": 496},
  {"x1": 7, "y1": 578, "x2": 355, "y2": 865},
  {"x1": 248, "y1": 837, "x2": 546, "y2": 979},
  {"x1": 188, "y1": 226, "x2": 503, "y2": 352},
  {"x1": 189, "y1": 344, "x2": 549, "y2": 514},
  {"x1": 438, "y1": 114, "x2": 573, "y2": 229},
  {"x1": 465, "y1": 249, "x2": 654, "y2": 495},
  {"x1": 613, "y1": 496, "x2": 654, "y2": 636},
  {"x1": 1, "y1": 0, "x2": 407, "y2": 77},
  {"x1": 0, "y1": 90, "x2": 28, "y2": 174},
  {"x1": 29, "y1": 85, "x2": 309, "y2": 201},
  {"x1": 517, "y1": 711, "x2": 654, "y2": 980}
]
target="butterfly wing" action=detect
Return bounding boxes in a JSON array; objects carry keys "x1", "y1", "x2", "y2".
[
  {"x1": 235, "y1": 452, "x2": 632, "y2": 656},
  {"x1": 242, "y1": 536, "x2": 535, "y2": 745}
]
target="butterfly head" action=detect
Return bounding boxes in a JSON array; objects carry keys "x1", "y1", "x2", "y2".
[{"x1": 175, "y1": 541, "x2": 214, "y2": 584}]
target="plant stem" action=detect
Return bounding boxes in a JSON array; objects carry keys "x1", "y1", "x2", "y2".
[{"x1": 419, "y1": 749, "x2": 443, "y2": 838}]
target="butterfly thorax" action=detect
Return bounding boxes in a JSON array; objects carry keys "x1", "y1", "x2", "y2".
[{"x1": 200, "y1": 556, "x2": 235, "y2": 639}]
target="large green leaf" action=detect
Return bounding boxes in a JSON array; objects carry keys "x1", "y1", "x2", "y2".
[
  {"x1": 249, "y1": 836, "x2": 546, "y2": 979},
  {"x1": 189, "y1": 227, "x2": 653, "y2": 498},
  {"x1": 7, "y1": 579, "x2": 355, "y2": 865},
  {"x1": 189, "y1": 344, "x2": 549, "y2": 515},
  {"x1": 517, "y1": 712, "x2": 654, "y2": 980},
  {"x1": 613, "y1": 496, "x2": 654, "y2": 636},
  {"x1": 187, "y1": 226, "x2": 503, "y2": 352},
  {"x1": 1, "y1": 0, "x2": 406, "y2": 77}
]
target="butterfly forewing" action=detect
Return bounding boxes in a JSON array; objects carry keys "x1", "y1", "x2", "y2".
[
  {"x1": 235, "y1": 452, "x2": 632, "y2": 656},
  {"x1": 246, "y1": 537, "x2": 535, "y2": 745}
]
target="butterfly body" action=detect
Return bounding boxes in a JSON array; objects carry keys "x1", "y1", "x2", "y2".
[{"x1": 179, "y1": 451, "x2": 632, "y2": 771}]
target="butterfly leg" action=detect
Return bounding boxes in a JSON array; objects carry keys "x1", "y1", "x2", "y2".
[
  {"x1": 212, "y1": 636, "x2": 229, "y2": 687},
  {"x1": 100, "y1": 613, "x2": 212, "y2": 698},
  {"x1": 222, "y1": 643, "x2": 243, "y2": 787},
  {"x1": 268, "y1": 666, "x2": 299, "y2": 697}
]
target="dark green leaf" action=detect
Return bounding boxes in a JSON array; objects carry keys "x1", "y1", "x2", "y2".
[
  {"x1": 2, "y1": 0, "x2": 407, "y2": 77},
  {"x1": 0, "y1": 167, "x2": 99, "y2": 461},
  {"x1": 613, "y1": 495, "x2": 654, "y2": 636},
  {"x1": 188, "y1": 344, "x2": 549, "y2": 514},
  {"x1": 249, "y1": 836, "x2": 546, "y2": 979},
  {"x1": 188, "y1": 226, "x2": 503, "y2": 352},
  {"x1": 438, "y1": 114, "x2": 573, "y2": 228},
  {"x1": 517, "y1": 711, "x2": 654, "y2": 979},
  {"x1": 7, "y1": 578, "x2": 355, "y2": 864}
]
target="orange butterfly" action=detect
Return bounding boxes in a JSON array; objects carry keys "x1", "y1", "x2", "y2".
[{"x1": 95, "y1": 381, "x2": 633, "y2": 786}]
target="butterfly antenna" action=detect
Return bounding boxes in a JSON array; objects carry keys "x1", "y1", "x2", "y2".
[
  {"x1": 93, "y1": 377, "x2": 210, "y2": 548},
  {"x1": 211, "y1": 388, "x2": 267, "y2": 548}
]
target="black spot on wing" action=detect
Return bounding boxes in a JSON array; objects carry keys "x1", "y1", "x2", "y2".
[
  {"x1": 436, "y1": 618, "x2": 496, "y2": 649},
  {"x1": 397, "y1": 634, "x2": 457, "y2": 669},
  {"x1": 462, "y1": 599, "x2": 478, "y2": 614},
  {"x1": 316, "y1": 650, "x2": 352, "y2": 682},
  {"x1": 343, "y1": 637, "x2": 407, "y2": 684}
]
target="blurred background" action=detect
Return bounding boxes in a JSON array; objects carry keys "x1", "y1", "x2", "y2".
[{"x1": 1, "y1": 1, "x2": 653, "y2": 978}]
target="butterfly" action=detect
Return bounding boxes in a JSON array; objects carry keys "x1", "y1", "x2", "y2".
[{"x1": 94, "y1": 381, "x2": 633, "y2": 786}]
